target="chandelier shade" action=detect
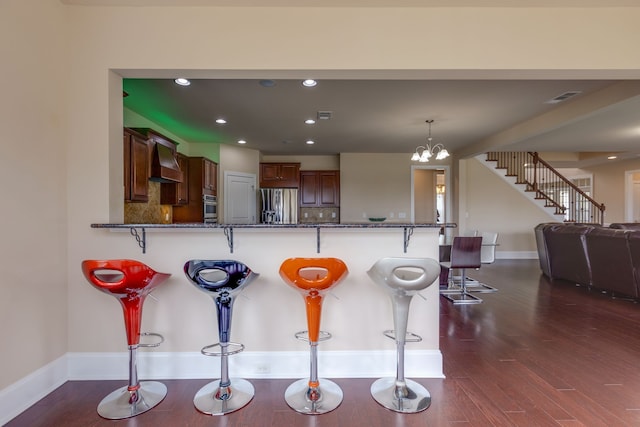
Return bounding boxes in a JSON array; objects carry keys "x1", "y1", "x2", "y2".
[{"x1": 411, "y1": 120, "x2": 449, "y2": 162}]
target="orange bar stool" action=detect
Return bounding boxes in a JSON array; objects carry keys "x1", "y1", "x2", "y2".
[
  {"x1": 81, "y1": 259, "x2": 171, "y2": 420},
  {"x1": 279, "y1": 257, "x2": 348, "y2": 414},
  {"x1": 184, "y1": 260, "x2": 259, "y2": 415},
  {"x1": 367, "y1": 257, "x2": 440, "y2": 413}
]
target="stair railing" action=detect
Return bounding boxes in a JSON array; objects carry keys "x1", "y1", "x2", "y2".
[{"x1": 485, "y1": 152, "x2": 605, "y2": 225}]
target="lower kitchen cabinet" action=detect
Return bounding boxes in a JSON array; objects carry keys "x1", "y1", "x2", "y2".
[{"x1": 172, "y1": 157, "x2": 218, "y2": 223}]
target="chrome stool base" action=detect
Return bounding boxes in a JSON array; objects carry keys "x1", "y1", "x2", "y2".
[
  {"x1": 194, "y1": 378, "x2": 255, "y2": 416},
  {"x1": 370, "y1": 377, "x2": 430, "y2": 413},
  {"x1": 284, "y1": 378, "x2": 343, "y2": 414},
  {"x1": 97, "y1": 381, "x2": 167, "y2": 420}
]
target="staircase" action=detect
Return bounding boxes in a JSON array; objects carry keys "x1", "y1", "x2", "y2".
[{"x1": 485, "y1": 152, "x2": 605, "y2": 225}]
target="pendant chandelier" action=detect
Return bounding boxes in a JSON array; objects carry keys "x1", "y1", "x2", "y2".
[{"x1": 411, "y1": 119, "x2": 450, "y2": 162}]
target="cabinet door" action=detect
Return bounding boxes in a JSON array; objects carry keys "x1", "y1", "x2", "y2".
[
  {"x1": 260, "y1": 163, "x2": 300, "y2": 188},
  {"x1": 279, "y1": 164, "x2": 300, "y2": 187},
  {"x1": 260, "y1": 163, "x2": 281, "y2": 187},
  {"x1": 300, "y1": 171, "x2": 320, "y2": 206},
  {"x1": 318, "y1": 171, "x2": 340, "y2": 207},
  {"x1": 124, "y1": 131, "x2": 131, "y2": 200},
  {"x1": 176, "y1": 154, "x2": 189, "y2": 203},
  {"x1": 204, "y1": 159, "x2": 217, "y2": 194},
  {"x1": 124, "y1": 129, "x2": 150, "y2": 203}
]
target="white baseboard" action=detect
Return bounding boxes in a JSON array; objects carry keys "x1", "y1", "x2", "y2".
[
  {"x1": 496, "y1": 251, "x2": 538, "y2": 259},
  {"x1": 2, "y1": 350, "x2": 443, "y2": 424},
  {"x1": 67, "y1": 350, "x2": 444, "y2": 380},
  {"x1": 0, "y1": 355, "x2": 67, "y2": 426}
]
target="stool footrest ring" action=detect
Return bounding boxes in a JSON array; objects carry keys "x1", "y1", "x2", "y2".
[
  {"x1": 201, "y1": 342, "x2": 245, "y2": 356},
  {"x1": 294, "y1": 330, "x2": 332, "y2": 342},
  {"x1": 137, "y1": 332, "x2": 164, "y2": 348},
  {"x1": 383, "y1": 330, "x2": 422, "y2": 342}
]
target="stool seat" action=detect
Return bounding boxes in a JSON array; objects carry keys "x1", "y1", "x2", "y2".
[
  {"x1": 184, "y1": 260, "x2": 258, "y2": 416},
  {"x1": 367, "y1": 257, "x2": 440, "y2": 414},
  {"x1": 279, "y1": 257, "x2": 348, "y2": 415},
  {"x1": 81, "y1": 259, "x2": 170, "y2": 420}
]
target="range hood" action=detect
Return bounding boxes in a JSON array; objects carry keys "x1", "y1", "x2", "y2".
[{"x1": 150, "y1": 142, "x2": 183, "y2": 183}]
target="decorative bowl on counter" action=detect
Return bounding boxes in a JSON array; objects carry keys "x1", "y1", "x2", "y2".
[{"x1": 368, "y1": 217, "x2": 387, "y2": 222}]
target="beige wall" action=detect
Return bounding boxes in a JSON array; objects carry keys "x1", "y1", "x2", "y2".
[
  {"x1": 1, "y1": 0, "x2": 69, "y2": 388},
  {"x1": 341, "y1": 153, "x2": 413, "y2": 223},
  {"x1": 460, "y1": 158, "x2": 556, "y2": 253},
  {"x1": 4, "y1": 0, "x2": 640, "y2": 397},
  {"x1": 585, "y1": 158, "x2": 640, "y2": 224}
]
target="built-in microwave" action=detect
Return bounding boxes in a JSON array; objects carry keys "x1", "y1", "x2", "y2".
[{"x1": 203, "y1": 194, "x2": 217, "y2": 223}]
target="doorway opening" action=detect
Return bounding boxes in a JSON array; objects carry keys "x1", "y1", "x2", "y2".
[{"x1": 411, "y1": 165, "x2": 451, "y2": 229}]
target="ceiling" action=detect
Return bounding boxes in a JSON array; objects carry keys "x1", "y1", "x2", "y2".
[{"x1": 123, "y1": 77, "x2": 640, "y2": 167}]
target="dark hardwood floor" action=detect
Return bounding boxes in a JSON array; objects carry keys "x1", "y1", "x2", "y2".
[{"x1": 8, "y1": 259, "x2": 640, "y2": 426}]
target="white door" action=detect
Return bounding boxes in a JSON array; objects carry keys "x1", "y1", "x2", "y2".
[
  {"x1": 625, "y1": 170, "x2": 640, "y2": 222},
  {"x1": 224, "y1": 171, "x2": 257, "y2": 224}
]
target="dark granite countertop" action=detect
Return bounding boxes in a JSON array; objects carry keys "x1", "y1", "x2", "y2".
[{"x1": 91, "y1": 222, "x2": 456, "y2": 229}]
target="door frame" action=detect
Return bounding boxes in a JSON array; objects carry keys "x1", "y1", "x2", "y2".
[{"x1": 411, "y1": 165, "x2": 451, "y2": 225}]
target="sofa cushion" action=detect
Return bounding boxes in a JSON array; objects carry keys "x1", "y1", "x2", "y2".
[
  {"x1": 543, "y1": 224, "x2": 593, "y2": 286},
  {"x1": 585, "y1": 227, "x2": 636, "y2": 298}
]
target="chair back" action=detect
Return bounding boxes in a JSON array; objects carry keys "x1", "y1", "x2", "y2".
[
  {"x1": 480, "y1": 231, "x2": 498, "y2": 264},
  {"x1": 449, "y1": 237, "x2": 482, "y2": 269}
]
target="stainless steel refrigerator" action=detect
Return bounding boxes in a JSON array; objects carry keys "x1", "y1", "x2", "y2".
[{"x1": 260, "y1": 188, "x2": 298, "y2": 224}]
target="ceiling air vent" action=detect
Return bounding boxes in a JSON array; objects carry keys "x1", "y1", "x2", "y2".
[
  {"x1": 317, "y1": 111, "x2": 332, "y2": 120},
  {"x1": 546, "y1": 91, "x2": 582, "y2": 104}
]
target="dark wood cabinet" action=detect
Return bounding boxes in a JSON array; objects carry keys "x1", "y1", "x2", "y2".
[
  {"x1": 123, "y1": 128, "x2": 150, "y2": 203},
  {"x1": 160, "y1": 153, "x2": 189, "y2": 205},
  {"x1": 260, "y1": 163, "x2": 300, "y2": 188},
  {"x1": 203, "y1": 158, "x2": 217, "y2": 194},
  {"x1": 299, "y1": 170, "x2": 340, "y2": 207},
  {"x1": 172, "y1": 157, "x2": 218, "y2": 223}
]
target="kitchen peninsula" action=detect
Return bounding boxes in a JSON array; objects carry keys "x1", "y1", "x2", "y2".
[{"x1": 88, "y1": 221, "x2": 453, "y2": 380}]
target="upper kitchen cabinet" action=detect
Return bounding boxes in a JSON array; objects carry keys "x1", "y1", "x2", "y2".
[
  {"x1": 299, "y1": 170, "x2": 340, "y2": 207},
  {"x1": 131, "y1": 128, "x2": 183, "y2": 184},
  {"x1": 203, "y1": 158, "x2": 217, "y2": 194},
  {"x1": 123, "y1": 128, "x2": 150, "y2": 203},
  {"x1": 160, "y1": 153, "x2": 189, "y2": 205},
  {"x1": 260, "y1": 163, "x2": 300, "y2": 188}
]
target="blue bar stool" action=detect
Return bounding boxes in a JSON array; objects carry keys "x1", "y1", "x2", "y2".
[
  {"x1": 184, "y1": 260, "x2": 259, "y2": 415},
  {"x1": 367, "y1": 257, "x2": 440, "y2": 413},
  {"x1": 279, "y1": 257, "x2": 348, "y2": 414},
  {"x1": 81, "y1": 259, "x2": 171, "y2": 419}
]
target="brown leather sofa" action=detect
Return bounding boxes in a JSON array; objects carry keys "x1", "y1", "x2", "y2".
[
  {"x1": 584, "y1": 227, "x2": 637, "y2": 298},
  {"x1": 535, "y1": 222, "x2": 640, "y2": 299},
  {"x1": 542, "y1": 223, "x2": 594, "y2": 287}
]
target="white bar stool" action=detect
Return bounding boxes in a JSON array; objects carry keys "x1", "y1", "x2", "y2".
[{"x1": 367, "y1": 257, "x2": 440, "y2": 413}]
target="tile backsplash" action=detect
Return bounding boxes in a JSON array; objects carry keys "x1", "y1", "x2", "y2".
[
  {"x1": 124, "y1": 182, "x2": 172, "y2": 224},
  {"x1": 299, "y1": 207, "x2": 340, "y2": 223}
]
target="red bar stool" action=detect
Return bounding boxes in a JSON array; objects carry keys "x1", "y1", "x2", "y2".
[
  {"x1": 184, "y1": 260, "x2": 259, "y2": 415},
  {"x1": 81, "y1": 259, "x2": 171, "y2": 420},
  {"x1": 367, "y1": 257, "x2": 440, "y2": 413},
  {"x1": 279, "y1": 257, "x2": 348, "y2": 414}
]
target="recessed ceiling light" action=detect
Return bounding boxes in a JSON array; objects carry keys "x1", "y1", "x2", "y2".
[
  {"x1": 305, "y1": 119, "x2": 316, "y2": 125},
  {"x1": 215, "y1": 118, "x2": 227, "y2": 124},
  {"x1": 174, "y1": 78, "x2": 191, "y2": 86},
  {"x1": 259, "y1": 79, "x2": 276, "y2": 87},
  {"x1": 306, "y1": 140, "x2": 315, "y2": 145},
  {"x1": 302, "y1": 79, "x2": 317, "y2": 87},
  {"x1": 608, "y1": 155, "x2": 617, "y2": 160},
  {"x1": 238, "y1": 140, "x2": 247, "y2": 144}
]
